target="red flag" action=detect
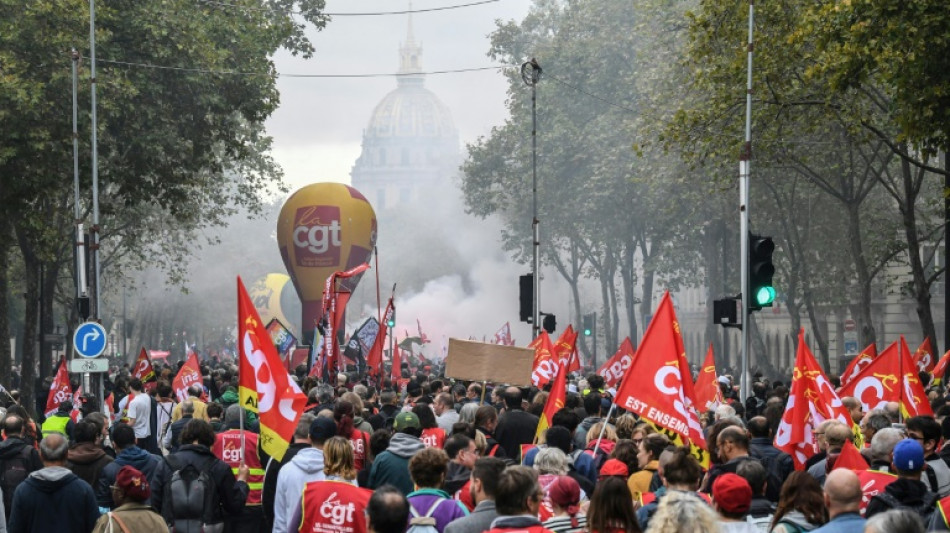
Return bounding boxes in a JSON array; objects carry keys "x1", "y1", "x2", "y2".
[
  {"x1": 933, "y1": 350, "x2": 950, "y2": 382},
  {"x1": 553, "y1": 326, "x2": 579, "y2": 373},
  {"x1": 172, "y1": 352, "x2": 203, "y2": 403},
  {"x1": 238, "y1": 276, "x2": 307, "y2": 461},
  {"x1": 529, "y1": 332, "x2": 558, "y2": 388},
  {"x1": 535, "y1": 359, "x2": 567, "y2": 442},
  {"x1": 832, "y1": 439, "x2": 869, "y2": 472},
  {"x1": 131, "y1": 348, "x2": 156, "y2": 391},
  {"x1": 366, "y1": 299, "x2": 393, "y2": 376},
  {"x1": 45, "y1": 358, "x2": 73, "y2": 418},
  {"x1": 320, "y1": 263, "x2": 371, "y2": 376},
  {"x1": 838, "y1": 336, "x2": 933, "y2": 418},
  {"x1": 840, "y1": 344, "x2": 878, "y2": 387},
  {"x1": 914, "y1": 338, "x2": 935, "y2": 374},
  {"x1": 596, "y1": 338, "x2": 635, "y2": 388},
  {"x1": 856, "y1": 470, "x2": 896, "y2": 515},
  {"x1": 494, "y1": 322, "x2": 514, "y2": 346},
  {"x1": 613, "y1": 292, "x2": 706, "y2": 452},
  {"x1": 391, "y1": 339, "x2": 402, "y2": 382},
  {"x1": 417, "y1": 319, "x2": 431, "y2": 344},
  {"x1": 694, "y1": 344, "x2": 724, "y2": 412},
  {"x1": 775, "y1": 329, "x2": 853, "y2": 469}
]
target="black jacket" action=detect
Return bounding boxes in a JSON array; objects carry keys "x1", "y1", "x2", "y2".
[
  {"x1": 153, "y1": 443, "x2": 249, "y2": 525},
  {"x1": 166, "y1": 414, "x2": 192, "y2": 453},
  {"x1": 495, "y1": 409, "x2": 540, "y2": 460},
  {"x1": 865, "y1": 477, "x2": 937, "y2": 518},
  {"x1": 262, "y1": 441, "x2": 309, "y2": 527},
  {"x1": 0, "y1": 436, "x2": 44, "y2": 522},
  {"x1": 8, "y1": 466, "x2": 99, "y2": 533}
]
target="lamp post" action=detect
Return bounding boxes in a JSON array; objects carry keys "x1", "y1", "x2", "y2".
[{"x1": 522, "y1": 58, "x2": 542, "y2": 338}]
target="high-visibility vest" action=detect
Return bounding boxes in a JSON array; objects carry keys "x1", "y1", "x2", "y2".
[
  {"x1": 299, "y1": 480, "x2": 371, "y2": 533},
  {"x1": 213, "y1": 429, "x2": 264, "y2": 505},
  {"x1": 41, "y1": 414, "x2": 70, "y2": 439}
]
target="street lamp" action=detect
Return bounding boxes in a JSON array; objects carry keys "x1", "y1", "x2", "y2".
[{"x1": 521, "y1": 58, "x2": 542, "y2": 338}]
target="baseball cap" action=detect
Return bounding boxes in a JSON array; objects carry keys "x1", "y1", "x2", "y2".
[
  {"x1": 599, "y1": 458, "x2": 629, "y2": 478},
  {"x1": 712, "y1": 473, "x2": 752, "y2": 514},
  {"x1": 394, "y1": 412, "x2": 421, "y2": 431},
  {"x1": 309, "y1": 416, "x2": 338, "y2": 442},
  {"x1": 893, "y1": 438, "x2": 925, "y2": 472},
  {"x1": 115, "y1": 465, "x2": 151, "y2": 501}
]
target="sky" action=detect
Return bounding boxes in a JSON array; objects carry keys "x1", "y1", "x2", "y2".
[{"x1": 265, "y1": 0, "x2": 533, "y2": 191}]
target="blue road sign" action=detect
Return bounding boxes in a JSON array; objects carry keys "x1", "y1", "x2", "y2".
[
  {"x1": 844, "y1": 340, "x2": 859, "y2": 355},
  {"x1": 73, "y1": 321, "x2": 107, "y2": 358}
]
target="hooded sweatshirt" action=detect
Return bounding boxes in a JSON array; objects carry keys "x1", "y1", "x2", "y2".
[
  {"x1": 8, "y1": 466, "x2": 99, "y2": 533},
  {"x1": 0, "y1": 436, "x2": 43, "y2": 521},
  {"x1": 772, "y1": 510, "x2": 821, "y2": 532},
  {"x1": 95, "y1": 445, "x2": 167, "y2": 508},
  {"x1": 272, "y1": 447, "x2": 326, "y2": 533},
  {"x1": 65, "y1": 442, "x2": 113, "y2": 489},
  {"x1": 368, "y1": 432, "x2": 425, "y2": 494}
]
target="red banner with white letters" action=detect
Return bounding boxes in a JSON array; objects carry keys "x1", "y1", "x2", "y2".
[
  {"x1": 45, "y1": 358, "x2": 73, "y2": 418},
  {"x1": 596, "y1": 337, "x2": 635, "y2": 388},
  {"x1": 529, "y1": 332, "x2": 558, "y2": 388},
  {"x1": 837, "y1": 335, "x2": 932, "y2": 418},
  {"x1": 172, "y1": 352, "x2": 202, "y2": 403}
]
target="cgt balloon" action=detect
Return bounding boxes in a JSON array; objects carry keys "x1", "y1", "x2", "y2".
[{"x1": 276, "y1": 183, "x2": 377, "y2": 340}]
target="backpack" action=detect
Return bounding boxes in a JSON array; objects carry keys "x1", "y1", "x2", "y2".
[
  {"x1": 584, "y1": 445, "x2": 609, "y2": 473},
  {"x1": 871, "y1": 490, "x2": 938, "y2": 529},
  {"x1": 0, "y1": 444, "x2": 34, "y2": 520},
  {"x1": 407, "y1": 499, "x2": 442, "y2": 533},
  {"x1": 162, "y1": 454, "x2": 222, "y2": 533}
]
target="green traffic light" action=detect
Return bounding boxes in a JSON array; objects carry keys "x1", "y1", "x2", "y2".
[
  {"x1": 584, "y1": 328, "x2": 592, "y2": 336},
  {"x1": 387, "y1": 320, "x2": 395, "y2": 327},
  {"x1": 755, "y1": 286, "x2": 776, "y2": 306}
]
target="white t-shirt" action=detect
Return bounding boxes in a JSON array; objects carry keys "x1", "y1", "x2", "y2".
[{"x1": 127, "y1": 392, "x2": 152, "y2": 439}]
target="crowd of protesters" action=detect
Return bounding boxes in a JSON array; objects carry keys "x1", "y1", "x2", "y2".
[{"x1": 0, "y1": 355, "x2": 949, "y2": 533}]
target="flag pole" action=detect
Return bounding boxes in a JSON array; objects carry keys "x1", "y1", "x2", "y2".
[
  {"x1": 239, "y1": 404, "x2": 246, "y2": 463},
  {"x1": 899, "y1": 336, "x2": 903, "y2": 424},
  {"x1": 592, "y1": 402, "x2": 617, "y2": 455}
]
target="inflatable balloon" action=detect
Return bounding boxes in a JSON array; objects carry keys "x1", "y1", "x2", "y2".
[
  {"x1": 277, "y1": 183, "x2": 377, "y2": 340},
  {"x1": 249, "y1": 273, "x2": 301, "y2": 335}
]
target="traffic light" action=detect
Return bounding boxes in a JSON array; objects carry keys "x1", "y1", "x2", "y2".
[
  {"x1": 519, "y1": 274, "x2": 533, "y2": 323},
  {"x1": 387, "y1": 307, "x2": 396, "y2": 328},
  {"x1": 542, "y1": 313, "x2": 556, "y2": 334},
  {"x1": 748, "y1": 233, "x2": 776, "y2": 311},
  {"x1": 582, "y1": 313, "x2": 595, "y2": 336}
]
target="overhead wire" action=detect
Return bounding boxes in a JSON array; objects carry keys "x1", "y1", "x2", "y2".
[
  {"x1": 193, "y1": 0, "x2": 502, "y2": 17},
  {"x1": 98, "y1": 58, "x2": 512, "y2": 78}
]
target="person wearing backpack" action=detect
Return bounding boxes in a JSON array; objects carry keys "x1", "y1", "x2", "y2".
[
  {"x1": 747, "y1": 416, "x2": 793, "y2": 503},
  {"x1": 91, "y1": 465, "x2": 169, "y2": 533},
  {"x1": 865, "y1": 438, "x2": 939, "y2": 522},
  {"x1": 96, "y1": 423, "x2": 168, "y2": 510},
  {"x1": 0, "y1": 414, "x2": 43, "y2": 525},
  {"x1": 405, "y1": 448, "x2": 468, "y2": 533},
  {"x1": 155, "y1": 419, "x2": 249, "y2": 533}
]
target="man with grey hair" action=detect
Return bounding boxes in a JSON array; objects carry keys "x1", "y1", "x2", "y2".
[
  {"x1": 8, "y1": 434, "x2": 98, "y2": 533},
  {"x1": 807, "y1": 421, "x2": 852, "y2": 484},
  {"x1": 306, "y1": 384, "x2": 335, "y2": 416},
  {"x1": 164, "y1": 399, "x2": 195, "y2": 453},
  {"x1": 171, "y1": 384, "x2": 208, "y2": 421},
  {"x1": 860, "y1": 411, "x2": 893, "y2": 450},
  {"x1": 865, "y1": 509, "x2": 925, "y2": 533},
  {"x1": 434, "y1": 392, "x2": 460, "y2": 435},
  {"x1": 867, "y1": 427, "x2": 904, "y2": 472}
]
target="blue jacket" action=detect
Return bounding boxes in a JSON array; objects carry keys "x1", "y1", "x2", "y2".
[
  {"x1": 96, "y1": 445, "x2": 168, "y2": 508},
  {"x1": 811, "y1": 512, "x2": 866, "y2": 533},
  {"x1": 8, "y1": 466, "x2": 99, "y2": 533}
]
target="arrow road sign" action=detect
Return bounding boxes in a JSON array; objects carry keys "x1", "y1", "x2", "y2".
[{"x1": 73, "y1": 321, "x2": 107, "y2": 358}]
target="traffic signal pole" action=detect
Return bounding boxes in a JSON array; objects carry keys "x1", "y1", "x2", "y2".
[
  {"x1": 739, "y1": 0, "x2": 755, "y2": 403},
  {"x1": 522, "y1": 59, "x2": 542, "y2": 339}
]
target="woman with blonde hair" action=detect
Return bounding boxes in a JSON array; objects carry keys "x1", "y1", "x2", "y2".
[
  {"x1": 645, "y1": 489, "x2": 719, "y2": 533},
  {"x1": 322, "y1": 436, "x2": 358, "y2": 485}
]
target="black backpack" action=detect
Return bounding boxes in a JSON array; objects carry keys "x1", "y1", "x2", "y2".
[
  {"x1": 162, "y1": 454, "x2": 222, "y2": 533},
  {"x1": 0, "y1": 444, "x2": 35, "y2": 520}
]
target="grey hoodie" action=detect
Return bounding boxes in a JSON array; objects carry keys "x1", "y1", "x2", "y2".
[
  {"x1": 773, "y1": 510, "x2": 820, "y2": 532},
  {"x1": 272, "y1": 447, "x2": 325, "y2": 533},
  {"x1": 388, "y1": 432, "x2": 426, "y2": 458}
]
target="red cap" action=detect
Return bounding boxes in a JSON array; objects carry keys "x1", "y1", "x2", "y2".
[
  {"x1": 547, "y1": 476, "x2": 580, "y2": 514},
  {"x1": 115, "y1": 465, "x2": 151, "y2": 501},
  {"x1": 599, "y1": 458, "x2": 629, "y2": 478},
  {"x1": 712, "y1": 473, "x2": 752, "y2": 514}
]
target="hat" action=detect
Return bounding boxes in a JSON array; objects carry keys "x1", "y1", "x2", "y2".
[
  {"x1": 115, "y1": 465, "x2": 151, "y2": 501},
  {"x1": 599, "y1": 458, "x2": 629, "y2": 478},
  {"x1": 893, "y1": 438, "x2": 925, "y2": 472},
  {"x1": 712, "y1": 473, "x2": 752, "y2": 514},
  {"x1": 547, "y1": 476, "x2": 581, "y2": 512},
  {"x1": 393, "y1": 412, "x2": 421, "y2": 431},
  {"x1": 309, "y1": 416, "x2": 338, "y2": 442},
  {"x1": 718, "y1": 376, "x2": 730, "y2": 385}
]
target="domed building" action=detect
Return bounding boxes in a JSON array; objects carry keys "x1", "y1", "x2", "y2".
[{"x1": 350, "y1": 16, "x2": 461, "y2": 210}]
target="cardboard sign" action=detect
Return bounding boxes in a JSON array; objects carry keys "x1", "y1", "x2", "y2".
[{"x1": 444, "y1": 338, "x2": 534, "y2": 385}]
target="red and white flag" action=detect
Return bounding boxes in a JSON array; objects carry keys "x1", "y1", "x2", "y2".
[
  {"x1": 694, "y1": 344, "x2": 724, "y2": 412},
  {"x1": 596, "y1": 338, "x2": 636, "y2": 388},
  {"x1": 840, "y1": 344, "x2": 877, "y2": 387},
  {"x1": 933, "y1": 350, "x2": 950, "y2": 382},
  {"x1": 237, "y1": 276, "x2": 307, "y2": 462},
  {"x1": 553, "y1": 326, "x2": 580, "y2": 374},
  {"x1": 838, "y1": 335, "x2": 933, "y2": 418},
  {"x1": 913, "y1": 338, "x2": 935, "y2": 374},
  {"x1": 131, "y1": 347, "x2": 157, "y2": 391},
  {"x1": 493, "y1": 322, "x2": 515, "y2": 346},
  {"x1": 172, "y1": 352, "x2": 203, "y2": 403},
  {"x1": 45, "y1": 358, "x2": 73, "y2": 418},
  {"x1": 320, "y1": 264, "x2": 371, "y2": 375},
  {"x1": 529, "y1": 332, "x2": 558, "y2": 388},
  {"x1": 775, "y1": 329, "x2": 853, "y2": 469},
  {"x1": 613, "y1": 292, "x2": 706, "y2": 459}
]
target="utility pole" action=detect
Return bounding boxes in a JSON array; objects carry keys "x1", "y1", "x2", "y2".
[
  {"x1": 739, "y1": 0, "x2": 755, "y2": 402},
  {"x1": 522, "y1": 59, "x2": 542, "y2": 339}
]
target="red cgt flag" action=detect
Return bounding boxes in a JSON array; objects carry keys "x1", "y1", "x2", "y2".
[
  {"x1": 320, "y1": 264, "x2": 371, "y2": 376},
  {"x1": 529, "y1": 332, "x2": 558, "y2": 388},
  {"x1": 131, "y1": 348, "x2": 156, "y2": 391},
  {"x1": 535, "y1": 358, "x2": 567, "y2": 443},
  {"x1": 172, "y1": 352, "x2": 203, "y2": 403},
  {"x1": 933, "y1": 350, "x2": 950, "y2": 383},
  {"x1": 45, "y1": 357, "x2": 73, "y2": 418},
  {"x1": 776, "y1": 329, "x2": 854, "y2": 469},
  {"x1": 694, "y1": 344, "x2": 723, "y2": 413},
  {"x1": 913, "y1": 337, "x2": 935, "y2": 374},
  {"x1": 365, "y1": 299, "x2": 393, "y2": 376},
  {"x1": 613, "y1": 292, "x2": 706, "y2": 452},
  {"x1": 553, "y1": 326, "x2": 579, "y2": 374},
  {"x1": 840, "y1": 344, "x2": 877, "y2": 387},
  {"x1": 838, "y1": 336, "x2": 932, "y2": 418},
  {"x1": 597, "y1": 338, "x2": 635, "y2": 389},
  {"x1": 238, "y1": 276, "x2": 307, "y2": 462}
]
